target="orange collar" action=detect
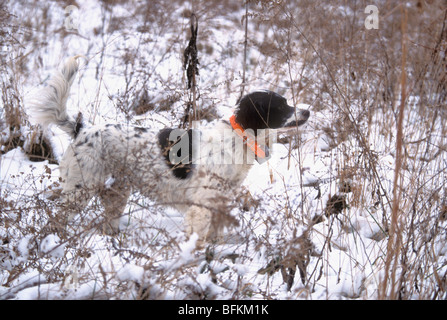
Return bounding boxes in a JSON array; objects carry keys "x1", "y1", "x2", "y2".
[{"x1": 229, "y1": 114, "x2": 267, "y2": 159}]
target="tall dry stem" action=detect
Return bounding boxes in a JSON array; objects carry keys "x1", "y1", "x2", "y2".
[{"x1": 380, "y1": 4, "x2": 407, "y2": 300}]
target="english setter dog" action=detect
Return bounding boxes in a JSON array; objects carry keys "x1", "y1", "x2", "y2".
[{"x1": 29, "y1": 56, "x2": 310, "y2": 242}]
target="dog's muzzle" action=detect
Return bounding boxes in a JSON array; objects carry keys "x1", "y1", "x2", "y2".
[{"x1": 284, "y1": 109, "x2": 310, "y2": 128}]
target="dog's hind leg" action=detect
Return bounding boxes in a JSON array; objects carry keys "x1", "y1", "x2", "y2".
[
  {"x1": 99, "y1": 182, "x2": 131, "y2": 235},
  {"x1": 58, "y1": 147, "x2": 103, "y2": 229}
]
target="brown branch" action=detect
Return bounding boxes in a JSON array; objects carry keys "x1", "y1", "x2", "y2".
[{"x1": 380, "y1": 4, "x2": 407, "y2": 300}]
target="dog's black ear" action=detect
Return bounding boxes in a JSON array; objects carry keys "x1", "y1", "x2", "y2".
[
  {"x1": 235, "y1": 91, "x2": 294, "y2": 131},
  {"x1": 235, "y1": 93, "x2": 266, "y2": 131}
]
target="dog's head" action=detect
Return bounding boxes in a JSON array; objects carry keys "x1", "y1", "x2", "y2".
[{"x1": 234, "y1": 90, "x2": 310, "y2": 132}]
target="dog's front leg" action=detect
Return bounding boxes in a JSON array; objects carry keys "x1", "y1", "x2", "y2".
[{"x1": 185, "y1": 205, "x2": 214, "y2": 244}]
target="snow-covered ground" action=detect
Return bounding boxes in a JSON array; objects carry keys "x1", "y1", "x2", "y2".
[{"x1": 1, "y1": 0, "x2": 446, "y2": 300}]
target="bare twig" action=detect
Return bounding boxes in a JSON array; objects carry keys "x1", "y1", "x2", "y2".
[
  {"x1": 380, "y1": 4, "x2": 407, "y2": 300},
  {"x1": 239, "y1": 0, "x2": 249, "y2": 101},
  {"x1": 183, "y1": 13, "x2": 199, "y2": 128}
]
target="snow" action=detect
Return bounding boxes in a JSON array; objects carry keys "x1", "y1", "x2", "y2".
[
  {"x1": 1, "y1": 0, "x2": 446, "y2": 300},
  {"x1": 39, "y1": 234, "x2": 66, "y2": 260},
  {"x1": 116, "y1": 264, "x2": 144, "y2": 283}
]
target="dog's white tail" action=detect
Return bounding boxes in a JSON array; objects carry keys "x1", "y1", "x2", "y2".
[{"x1": 28, "y1": 55, "x2": 85, "y2": 138}]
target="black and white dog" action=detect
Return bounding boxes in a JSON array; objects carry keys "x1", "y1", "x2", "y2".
[{"x1": 29, "y1": 56, "x2": 310, "y2": 241}]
